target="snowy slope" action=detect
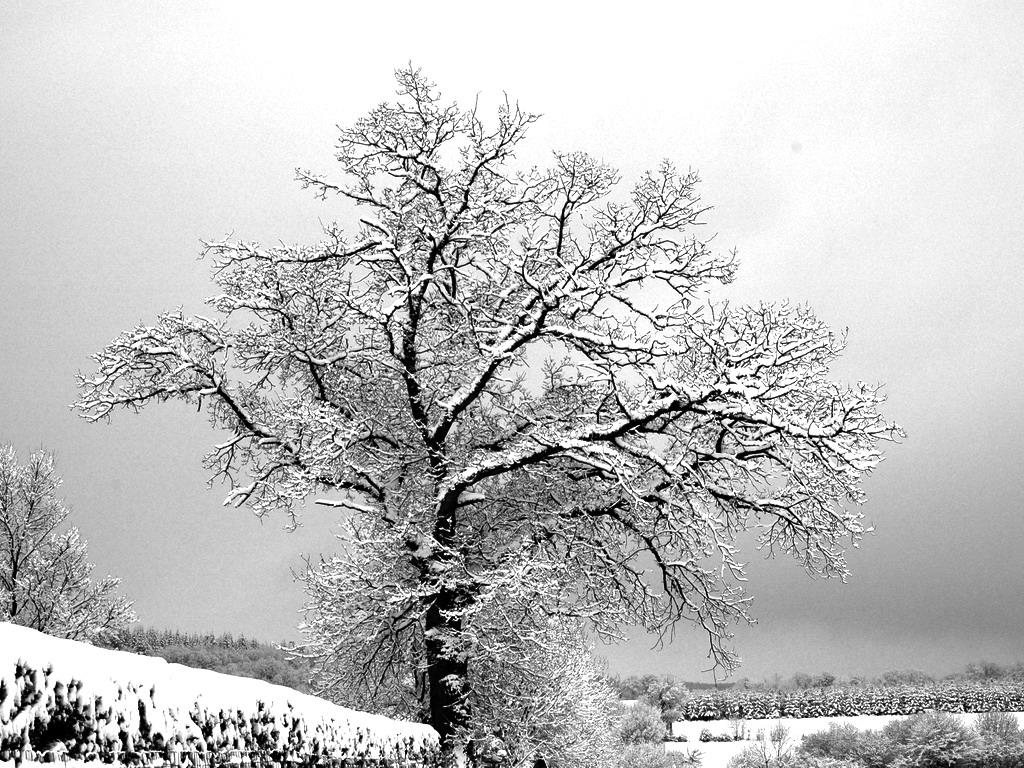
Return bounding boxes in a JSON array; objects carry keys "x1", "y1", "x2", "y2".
[{"x1": 0, "y1": 623, "x2": 437, "y2": 762}]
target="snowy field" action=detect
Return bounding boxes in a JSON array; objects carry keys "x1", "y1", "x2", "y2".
[
  {"x1": 668, "y1": 713, "x2": 1024, "y2": 768},
  {"x1": 0, "y1": 623, "x2": 437, "y2": 761}
]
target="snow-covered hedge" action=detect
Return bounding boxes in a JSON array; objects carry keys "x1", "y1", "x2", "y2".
[
  {"x1": 0, "y1": 624, "x2": 439, "y2": 765},
  {"x1": 681, "y1": 683, "x2": 1024, "y2": 721}
]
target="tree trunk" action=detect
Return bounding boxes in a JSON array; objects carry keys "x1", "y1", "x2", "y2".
[
  {"x1": 8, "y1": 560, "x2": 17, "y2": 621},
  {"x1": 424, "y1": 479, "x2": 477, "y2": 763},
  {"x1": 424, "y1": 592, "x2": 470, "y2": 760}
]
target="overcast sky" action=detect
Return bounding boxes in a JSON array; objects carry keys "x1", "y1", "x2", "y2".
[{"x1": 2, "y1": 2, "x2": 1022, "y2": 683}]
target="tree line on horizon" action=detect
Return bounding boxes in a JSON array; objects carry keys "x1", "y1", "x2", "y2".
[
  {"x1": 611, "y1": 664, "x2": 1024, "y2": 697},
  {"x1": 101, "y1": 625, "x2": 284, "y2": 652},
  {"x1": 97, "y1": 625, "x2": 313, "y2": 694},
  {"x1": 731, "y1": 662, "x2": 1024, "y2": 689}
]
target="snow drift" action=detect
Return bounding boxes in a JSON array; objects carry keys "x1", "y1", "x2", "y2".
[{"x1": 0, "y1": 623, "x2": 438, "y2": 764}]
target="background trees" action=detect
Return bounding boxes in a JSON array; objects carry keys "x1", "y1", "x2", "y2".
[
  {"x1": 0, "y1": 445, "x2": 135, "y2": 642},
  {"x1": 99, "y1": 626, "x2": 312, "y2": 692},
  {"x1": 75, "y1": 68, "x2": 901, "y2": 758},
  {"x1": 610, "y1": 675, "x2": 690, "y2": 726}
]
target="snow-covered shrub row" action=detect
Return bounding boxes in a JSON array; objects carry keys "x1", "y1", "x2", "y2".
[
  {"x1": 682, "y1": 683, "x2": 1024, "y2": 721},
  {"x1": 0, "y1": 624, "x2": 438, "y2": 765}
]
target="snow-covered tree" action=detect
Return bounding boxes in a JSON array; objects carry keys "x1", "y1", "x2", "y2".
[
  {"x1": 0, "y1": 445, "x2": 135, "y2": 642},
  {"x1": 74, "y1": 67, "x2": 902, "y2": 757}
]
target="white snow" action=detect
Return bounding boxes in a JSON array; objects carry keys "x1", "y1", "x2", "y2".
[
  {"x1": 0, "y1": 623, "x2": 437, "y2": 760},
  {"x1": 671, "y1": 713, "x2": 913, "y2": 743}
]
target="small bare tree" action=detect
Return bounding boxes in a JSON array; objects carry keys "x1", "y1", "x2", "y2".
[
  {"x1": 75, "y1": 67, "x2": 901, "y2": 758},
  {"x1": 0, "y1": 445, "x2": 136, "y2": 642}
]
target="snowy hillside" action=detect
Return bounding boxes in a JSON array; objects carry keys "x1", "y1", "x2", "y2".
[{"x1": 0, "y1": 623, "x2": 438, "y2": 764}]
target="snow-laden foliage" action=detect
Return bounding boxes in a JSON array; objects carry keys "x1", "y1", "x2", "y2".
[
  {"x1": 0, "y1": 624, "x2": 438, "y2": 764},
  {"x1": 0, "y1": 446, "x2": 135, "y2": 642},
  {"x1": 74, "y1": 67, "x2": 902, "y2": 750}
]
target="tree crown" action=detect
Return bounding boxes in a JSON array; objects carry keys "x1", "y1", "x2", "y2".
[{"x1": 75, "y1": 67, "x2": 901, "y2": 748}]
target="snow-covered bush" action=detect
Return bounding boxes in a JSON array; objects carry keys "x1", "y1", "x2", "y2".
[
  {"x1": 785, "y1": 758, "x2": 862, "y2": 768},
  {"x1": 974, "y1": 710, "x2": 1022, "y2": 742},
  {"x1": 970, "y1": 738, "x2": 1024, "y2": 768},
  {"x1": 616, "y1": 743, "x2": 702, "y2": 768},
  {"x1": 799, "y1": 723, "x2": 863, "y2": 762},
  {"x1": 794, "y1": 712, "x2": 1024, "y2": 768},
  {"x1": 885, "y1": 712, "x2": 979, "y2": 768},
  {"x1": 0, "y1": 623, "x2": 438, "y2": 765},
  {"x1": 619, "y1": 702, "x2": 667, "y2": 745}
]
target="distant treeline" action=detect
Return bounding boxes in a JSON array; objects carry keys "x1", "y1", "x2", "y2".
[
  {"x1": 608, "y1": 663, "x2": 1024, "y2": 725},
  {"x1": 610, "y1": 661, "x2": 1024, "y2": 700},
  {"x1": 101, "y1": 626, "x2": 272, "y2": 652},
  {"x1": 731, "y1": 661, "x2": 1024, "y2": 690},
  {"x1": 97, "y1": 626, "x2": 311, "y2": 693},
  {"x1": 682, "y1": 680, "x2": 1024, "y2": 721}
]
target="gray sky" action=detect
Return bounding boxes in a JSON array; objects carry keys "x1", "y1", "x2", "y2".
[{"x1": 2, "y1": 1, "x2": 1022, "y2": 683}]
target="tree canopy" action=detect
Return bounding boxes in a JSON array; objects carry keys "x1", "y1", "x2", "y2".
[{"x1": 75, "y1": 67, "x2": 901, "y2": 759}]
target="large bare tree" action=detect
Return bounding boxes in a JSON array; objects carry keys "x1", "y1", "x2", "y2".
[
  {"x1": 0, "y1": 445, "x2": 136, "y2": 642},
  {"x1": 75, "y1": 68, "x2": 901, "y2": 759}
]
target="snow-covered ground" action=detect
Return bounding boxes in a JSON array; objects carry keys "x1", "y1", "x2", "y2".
[
  {"x1": 672, "y1": 713, "x2": 912, "y2": 743},
  {"x1": 668, "y1": 715, "x2": 911, "y2": 768},
  {"x1": 668, "y1": 713, "x2": 1024, "y2": 768},
  {"x1": 0, "y1": 623, "x2": 437, "y2": 760}
]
